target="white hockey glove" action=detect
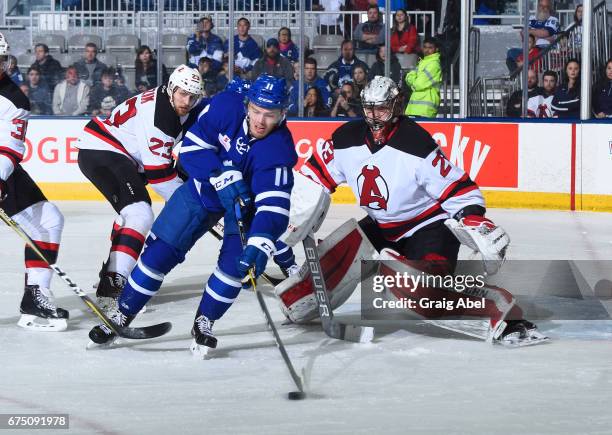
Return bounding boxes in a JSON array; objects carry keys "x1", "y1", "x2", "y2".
[{"x1": 445, "y1": 215, "x2": 510, "y2": 275}]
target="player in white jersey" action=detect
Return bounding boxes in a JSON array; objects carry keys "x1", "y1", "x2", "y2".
[
  {"x1": 76, "y1": 65, "x2": 204, "y2": 310},
  {"x1": 279, "y1": 76, "x2": 547, "y2": 346},
  {"x1": 0, "y1": 33, "x2": 69, "y2": 331}
]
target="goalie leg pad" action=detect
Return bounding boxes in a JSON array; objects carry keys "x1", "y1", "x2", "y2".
[
  {"x1": 275, "y1": 219, "x2": 378, "y2": 323},
  {"x1": 379, "y1": 248, "x2": 519, "y2": 340}
]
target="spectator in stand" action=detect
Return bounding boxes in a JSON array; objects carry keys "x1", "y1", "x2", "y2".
[
  {"x1": 592, "y1": 58, "x2": 612, "y2": 118},
  {"x1": 506, "y1": 69, "x2": 543, "y2": 118},
  {"x1": 369, "y1": 45, "x2": 401, "y2": 84},
  {"x1": 404, "y1": 37, "x2": 442, "y2": 118},
  {"x1": 52, "y1": 65, "x2": 90, "y2": 116},
  {"x1": 7, "y1": 55, "x2": 24, "y2": 85},
  {"x1": 324, "y1": 40, "x2": 369, "y2": 93},
  {"x1": 216, "y1": 60, "x2": 230, "y2": 90},
  {"x1": 354, "y1": 5, "x2": 387, "y2": 52},
  {"x1": 198, "y1": 57, "x2": 219, "y2": 97},
  {"x1": 314, "y1": 0, "x2": 343, "y2": 35},
  {"x1": 288, "y1": 57, "x2": 331, "y2": 115},
  {"x1": 73, "y1": 43, "x2": 107, "y2": 88},
  {"x1": 552, "y1": 58, "x2": 581, "y2": 118},
  {"x1": 88, "y1": 68, "x2": 129, "y2": 116},
  {"x1": 303, "y1": 86, "x2": 331, "y2": 117},
  {"x1": 515, "y1": 34, "x2": 543, "y2": 73},
  {"x1": 186, "y1": 16, "x2": 224, "y2": 72},
  {"x1": 391, "y1": 9, "x2": 418, "y2": 54},
  {"x1": 352, "y1": 64, "x2": 369, "y2": 95},
  {"x1": 330, "y1": 81, "x2": 360, "y2": 117},
  {"x1": 99, "y1": 96, "x2": 117, "y2": 118},
  {"x1": 134, "y1": 45, "x2": 168, "y2": 91},
  {"x1": 31, "y1": 43, "x2": 63, "y2": 90},
  {"x1": 538, "y1": 69, "x2": 558, "y2": 117},
  {"x1": 506, "y1": 0, "x2": 559, "y2": 72},
  {"x1": 25, "y1": 66, "x2": 52, "y2": 115},
  {"x1": 251, "y1": 38, "x2": 294, "y2": 83},
  {"x1": 224, "y1": 17, "x2": 262, "y2": 78},
  {"x1": 344, "y1": 0, "x2": 369, "y2": 39},
  {"x1": 277, "y1": 27, "x2": 299, "y2": 63},
  {"x1": 569, "y1": 4, "x2": 583, "y2": 52}
]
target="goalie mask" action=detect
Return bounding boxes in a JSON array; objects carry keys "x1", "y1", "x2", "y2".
[{"x1": 361, "y1": 76, "x2": 401, "y2": 145}]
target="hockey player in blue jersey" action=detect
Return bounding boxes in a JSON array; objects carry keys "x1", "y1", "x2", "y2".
[{"x1": 88, "y1": 75, "x2": 298, "y2": 353}]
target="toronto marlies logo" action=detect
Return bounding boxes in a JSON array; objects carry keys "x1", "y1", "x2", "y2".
[
  {"x1": 357, "y1": 165, "x2": 389, "y2": 210},
  {"x1": 235, "y1": 137, "x2": 250, "y2": 155}
]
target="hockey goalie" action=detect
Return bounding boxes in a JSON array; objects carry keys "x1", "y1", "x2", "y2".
[{"x1": 276, "y1": 76, "x2": 548, "y2": 347}]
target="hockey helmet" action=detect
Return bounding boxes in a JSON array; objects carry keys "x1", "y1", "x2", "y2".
[
  {"x1": 0, "y1": 33, "x2": 10, "y2": 73},
  {"x1": 361, "y1": 75, "x2": 401, "y2": 130},
  {"x1": 246, "y1": 74, "x2": 288, "y2": 110},
  {"x1": 225, "y1": 76, "x2": 251, "y2": 95},
  {"x1": 167, "y1": 64, "x2": 203, "y2": 109}
]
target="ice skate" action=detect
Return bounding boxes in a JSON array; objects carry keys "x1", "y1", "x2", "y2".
[
  {"x1": 87, "y1": 306, "x2": 135, "y2": 348},
  {"x1": 190, "y1": 314, "x2": 216, "y2": 359},
  {"x1": 18, "y1": 285, "x2": 69, "y2": 332},
  {"x1": 96, "y1": 263, "x2": 126, "y2": 314},
  {"x1": 495, "y1": 320, "x2": 550, "y2": 348}
]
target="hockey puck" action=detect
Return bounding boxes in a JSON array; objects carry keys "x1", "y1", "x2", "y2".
[{"x1": 287, "y1": 391, "x2": 306, "y2": 400}]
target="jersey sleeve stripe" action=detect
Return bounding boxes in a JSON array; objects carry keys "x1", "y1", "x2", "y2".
[
  {"x1": 0, "y1": 149, "x2": 19, "y2": 167},
  {"x1": 147, "y1": 172, "x2": 178, "y2": 185},
  {"x1": 255, "y1": 205, "x2": 290, "y2": 217},
  {"x1": 184, "y1": 131, "x2": 217, "y2": 150},
  {"x1": 0, "y1": 145, "x2": 24, "y2": 161},
  {"x1": 438, "y1": 174, "x2": 478, "y2": 203},
  {"x1": 254, "y1": 191, "x2": 291, "y2": 202},
  {"x1": 303, "y1": 161, "x2": 336, "y2": 192},
  {"x1": 143, "y1": 163, "x2": 172, "y2": 170}
]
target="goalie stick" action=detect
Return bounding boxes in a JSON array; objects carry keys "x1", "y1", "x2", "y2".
[
  {"x1": 302, "y1": 234, "x2": 374, "y2": 343},
  {"x1": 0, "y1": 207, "x2": 172, "y2": 340},
  {"x1": 235, "y1": 200, "x2": 306, "y2": 400}
]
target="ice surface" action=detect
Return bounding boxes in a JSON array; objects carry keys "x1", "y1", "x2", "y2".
[{"x1": 1, "y1": 203, "x2": 612, "y2": 435}]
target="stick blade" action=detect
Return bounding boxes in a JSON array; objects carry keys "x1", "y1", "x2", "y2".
[
  {"x1": 117, "y1": 321, "x2": 172, "y2": 340},
  {"x1": 339, "y1": 324, "x2": 375, "y2": 343}
]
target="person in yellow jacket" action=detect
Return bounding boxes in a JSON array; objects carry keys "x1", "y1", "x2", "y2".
[{"x1": 404, "y1": 37, "x2": 442, "y2": 118}]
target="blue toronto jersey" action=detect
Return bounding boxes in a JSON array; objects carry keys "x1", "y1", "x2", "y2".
[
  {"x1": 186, "y1": 33, "x2": 224, "y2": 71},
  {"x1": 179, "y1": 90, "x2": 298, "y2": 241}
]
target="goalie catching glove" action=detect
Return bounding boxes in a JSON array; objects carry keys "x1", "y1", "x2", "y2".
[{"x1": 445, "y1": 215, "x2": 510, "y2": 275}]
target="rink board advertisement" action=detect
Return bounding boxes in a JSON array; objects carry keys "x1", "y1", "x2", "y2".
[{"x1": 18, "y1": 118, "x2": 612, "y2": 211}]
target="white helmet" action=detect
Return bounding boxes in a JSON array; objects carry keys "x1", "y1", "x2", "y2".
[
  {"x1": 167, "y1": 64, "x2": 203, "y2": 109},
  {"x1": 0, "y1": 32, "x2": 9, "y2": 57}
]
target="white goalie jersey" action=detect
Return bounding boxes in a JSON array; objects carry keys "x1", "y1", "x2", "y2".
[{"x1": 300, "y1": 117, "x2": 485, "y2": 242}]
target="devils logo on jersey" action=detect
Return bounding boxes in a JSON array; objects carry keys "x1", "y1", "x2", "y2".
[{"x1": 357, "y1": 165, "x2": 389, "y2": 210}]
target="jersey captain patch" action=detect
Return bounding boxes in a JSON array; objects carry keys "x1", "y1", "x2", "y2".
[{"x1": 357, "y1": 164, "x2": 389, "y2": 211}]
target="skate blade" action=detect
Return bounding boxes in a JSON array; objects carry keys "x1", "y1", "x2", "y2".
[
  {"x1": 86, "y1": 338, "x2": 119, "y2": 350},
  {"x1": 495, "y1": 334, "x2": 550, "y2": 348},
  {"x1": 17, "y1": 314, "x2": 67, "y2": 332},
  {"x1": 190, "y1": 339, "x2": 211, "y2": 360},
  {"x1": 139, "y1": 305, "x2": 147, "y2": 314}
]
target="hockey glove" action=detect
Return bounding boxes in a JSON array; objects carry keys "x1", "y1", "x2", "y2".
[
  {"x1": 237, "y1": 236, "x2": 275, "y2": 278},
  {"x1": 445, "y1": 215, "x2": 510, "y2": 275},
  {"x1": 0, "y1": 178, "x2": 7, "y2": 202},
  {"x1": 210, "y1": 166, "x2": 252, "y2": 234}
]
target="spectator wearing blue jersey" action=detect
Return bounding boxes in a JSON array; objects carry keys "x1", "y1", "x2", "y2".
[
  {"x1": 250, "y1": 38, "x2": 294, "y2": 83},
  {"x1": 95, "y1": 75, "x2": 298, "y2": 353},
  {"x1": 186, "y1": 16, "x2": 224, "y2": 72},
  {"x1": 7, "y1": 55, "x2": 23, "y2": 85},
  {"x1": 224, "y1": 17, "x2": 262, "y2": 77},
  {"x1": 324, "y1": 40, "x2": 369, "y2": 92},
  {"x1": 506, "y1": 0, "x2": 559, "y2": 72},
  {"x1": 288, "y1": 57, "x2": 331, "y2": 115},
  {"x1": 277, "y1": 27, "x2": 299, "y2": 63}
]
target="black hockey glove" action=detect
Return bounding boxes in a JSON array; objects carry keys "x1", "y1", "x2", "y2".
[{"x1": 0, "y1": 178, "x2": 7, "y2": 202}]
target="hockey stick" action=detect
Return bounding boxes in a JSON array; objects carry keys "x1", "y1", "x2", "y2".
[
  {"x1": 302, "y1": 234, "x2": 374, "y2": 343},
  {"x1": 209, "y1": 222, "x2": 284, "y2": 286},
  {"x1": 0, "y1": 207, "x2": 171, "y2": 340},
  {"x1": 235, "y1": 200, "x2": 305, "y2": 400}
]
